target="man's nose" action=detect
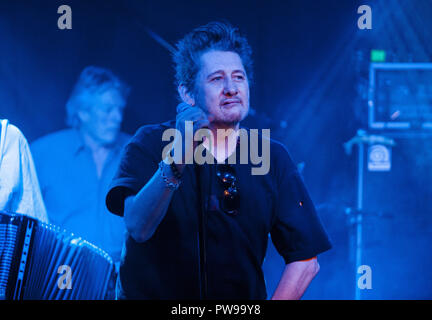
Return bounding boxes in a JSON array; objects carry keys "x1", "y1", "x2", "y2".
[{"x1": 223, "y1": 78, "x2": 238, "y2": 96}]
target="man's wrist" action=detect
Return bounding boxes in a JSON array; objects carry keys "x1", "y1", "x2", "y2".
[
  {"x1": 168, "y1": 149, "x2": 186, "y2": 173},
  {"x1": 159, "y1": 161, "x2": 181, "y2": 190}
]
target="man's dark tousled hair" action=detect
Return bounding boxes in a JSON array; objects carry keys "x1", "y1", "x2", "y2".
[{"x1": 173, "y1": 21, "x2": 253, "y2": 94}]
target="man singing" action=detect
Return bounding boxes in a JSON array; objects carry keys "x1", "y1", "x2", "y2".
[{"x1": 106, "y1": 22, "x2": 331, "y2": 300}]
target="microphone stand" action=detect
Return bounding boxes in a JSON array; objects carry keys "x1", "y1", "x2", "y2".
[{"x1": 194, "y1": 163, "x2": 208, "y2": 300}]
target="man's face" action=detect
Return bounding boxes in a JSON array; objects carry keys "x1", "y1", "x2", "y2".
[
  {"x1": 193, "y1": 50, "x2": 250, "y2": 126},
  {"x1": 79, "y1": 89, "x2": 125, "y2": 145}
]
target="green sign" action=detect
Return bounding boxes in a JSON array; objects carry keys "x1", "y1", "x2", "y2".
[{"x1": 371, "y1": 50, "x2": 386, "y2": 62}]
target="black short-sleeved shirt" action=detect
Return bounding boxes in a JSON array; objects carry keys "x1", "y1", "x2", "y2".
[{"x1": 106, "y1": 120, "x2": 332, "y2": 299}]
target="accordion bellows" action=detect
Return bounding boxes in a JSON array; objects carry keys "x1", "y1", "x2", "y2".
[{"x1": 0, "y1": 211, "x2": 113, "y2": 300}]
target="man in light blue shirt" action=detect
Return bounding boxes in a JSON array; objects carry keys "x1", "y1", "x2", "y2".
[{"x1": 31, "y1": 67, "x2": 131, "y2": 296}]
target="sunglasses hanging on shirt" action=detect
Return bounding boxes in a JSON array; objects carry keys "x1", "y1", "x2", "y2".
[{"x1": 216, "y1": 163, "x2": 240, "y2": 215}]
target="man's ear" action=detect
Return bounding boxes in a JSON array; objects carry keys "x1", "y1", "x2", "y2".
[
  {"x1": 77, "y1": 109, "x2": 90, "y2": 123},
  {"x1": 178, "y1": 85, "x2": 196, "y2": 106}
]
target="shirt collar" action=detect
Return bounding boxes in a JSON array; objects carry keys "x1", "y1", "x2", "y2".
[{"x1": 202, "y1": 128, "x2": 241, "y2": 163}]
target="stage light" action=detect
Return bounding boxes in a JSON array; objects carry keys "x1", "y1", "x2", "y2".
[{"x1": 370, "y1": 49, "x2": 386, "y2": 62}]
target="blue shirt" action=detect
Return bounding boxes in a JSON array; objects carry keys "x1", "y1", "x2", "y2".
[{"x1": 31, "y1": 129, "x2": 130, "y2": 262}]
